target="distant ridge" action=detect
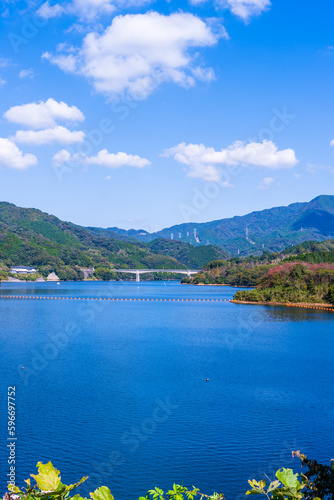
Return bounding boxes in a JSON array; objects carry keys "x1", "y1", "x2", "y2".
[
  {"x1": 90, "y1": 195, "x2": 334, "y2": 256},
  {"x1": 1, "y1": 196, "x2": 333, "y2": 266}
]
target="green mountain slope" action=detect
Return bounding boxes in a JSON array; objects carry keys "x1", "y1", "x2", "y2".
[
  {"x1": 1, "y1": 196, "x2": 333, "y2": 281},
  {"x1": 103, "y1": 195, "x2": 334, "y2": 256},
  {"x1": 0, "y1": 202, "x2": 225, "y2": 280},
  {"x1": 147, "y1": 239, "x2": 228, "y2": 268},
  {"x1": 182, "y1": 238, "x2": 334, "y2": 288}
]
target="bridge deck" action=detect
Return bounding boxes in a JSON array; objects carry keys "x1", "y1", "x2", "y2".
[{"x1": 113, "y1": 269, "x2": 199, "y2": 273}]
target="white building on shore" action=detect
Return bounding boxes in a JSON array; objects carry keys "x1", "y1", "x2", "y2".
[{"x1": 10, "y1": 266, "x2": 37, "y2": 274}]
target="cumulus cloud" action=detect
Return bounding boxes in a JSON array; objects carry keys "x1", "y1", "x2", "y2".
[
  {"x1": 84, "y1": 149, "x2": 151, "y2": 168},
  {"x1": 43, "y1": 52, "x2": 79, "y2": 73},
  {"x1": 52, "y1": 147, "x2": 150, "y2": 169},
  {"x1": 190, "y1": 0, "x2": 271, "y2": 21},
  {"x1": 37, "y1": 0, "x2": 151, "y2": 21},
  {"x1": 66, "y1": 0, "x2": 116, "y2": 19},
  {"x1": 220, "y1": 0, "x2": 271, "y2": 20},
  {"x1": 19, "y1": 68, "x2": 34, "y2": 79},
  {"x1": 12, "y1": 126, "x2": 85, "y2": 145},
  {"x1": 4, "y1": 98, "x2": 85, "y2": 129},
  {"x1": 42, "y1": 12, "x2": 225, "y2": 100},
  {"x1": 53, "y1": 148, "x2": 73, "y2": 165},
  {"x1": 257, "y1": 176, "x2": 276, "y2": 190},
  {"x1": 163, "y1": 140, "x2": 298, "y2": 182},
  {"x1": 37, "y1": 1, "x2": 66, "y2": 19},
  {"x1": 37, "y1": 0, "x2": 270, "y2": 21},
  {"x1": 0, "y1": 138, "x2": 37, "y2": 170}
]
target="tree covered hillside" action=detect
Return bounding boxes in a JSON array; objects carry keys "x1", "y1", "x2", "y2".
[
  {"x1": 182, "y1": 239, "x2": 334, "y2": 305},
  {"x1": 103, "y1": 195, "x2": 334, "y2": 256},
  {"x1": 234, "y1": 262, "x2": 334, "y2": 305},
  {"x1": 0, "y1": 202, "x2": 226, "y2": 281}
]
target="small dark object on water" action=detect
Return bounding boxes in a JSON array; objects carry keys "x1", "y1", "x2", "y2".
[
  {"x1": 21, "y1": 367, "x2": 24, "y2": 370},
  {"x1": 206, "y1": 378, "x2": 209, "y2": 382}
]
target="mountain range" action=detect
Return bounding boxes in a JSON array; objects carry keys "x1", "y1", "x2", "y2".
[
  {"x1": 93, "y1": 195, "x2": 334, "y2": 256},
  {"x1": 0, "y1": 195, "x2": 333, "y2": 280},
  {"x1": 0, "y1": 202, "x2": 227, "y2": 279}
]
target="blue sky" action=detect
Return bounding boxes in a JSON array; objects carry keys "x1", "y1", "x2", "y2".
[{"x1": 0, "y1": 0, "x2": 334, "y2": 231}]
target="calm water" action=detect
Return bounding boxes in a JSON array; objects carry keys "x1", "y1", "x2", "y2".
[{"x1": 0, "y1": 281, "x2": 333, "y2": 499}]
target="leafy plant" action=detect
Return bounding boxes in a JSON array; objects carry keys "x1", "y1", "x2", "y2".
[
  {"x1": 5, "y1": 453, "x2": 334, "y2": 500},
  {"x1": 140, "y1": 484, "x2": 224, "y2": 500},
  {"x1": 8, "y1": 462, "x2": 89, "y2": 500},
  {"x1": 246, "y1": 468, "x2": 312, "y2": 500}
]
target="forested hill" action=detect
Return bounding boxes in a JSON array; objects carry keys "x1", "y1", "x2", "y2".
[
  {"x1": 182, "y1": 239, "x2": 334, "y2": 306},
  {"x1": 101, "y1": 195, "x2": 334, "y2": 256},
  {"x1": 0, "y1": 202, "x2": 228, "y2": 281}
]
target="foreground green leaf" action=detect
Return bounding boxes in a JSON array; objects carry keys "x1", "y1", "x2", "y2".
[
  {"x1": 31, "y1": 462, "x2": 61, "y2": 492},
  {"x1": 276, "y1": 469, "x2": 301, "y2": 490},
  {"x1": 90, "y1": 486, "x2": 115, "y2": 500}
]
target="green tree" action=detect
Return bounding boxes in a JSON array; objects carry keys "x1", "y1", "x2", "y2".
[
  {"x1": 326, "y1": 284, "x2": 334, "y2": 305},
  {"x1": 94, "y1": 267, "x2": 116, "y2": 281}
]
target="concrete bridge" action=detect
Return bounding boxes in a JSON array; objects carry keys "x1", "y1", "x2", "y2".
[{"x1": 113, "y1": 269, "x2": 199, "y2": 282}]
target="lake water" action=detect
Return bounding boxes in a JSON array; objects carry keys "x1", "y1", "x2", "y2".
[{"x1": 0, "y1": 281, "x2": 333, "y2": 499}]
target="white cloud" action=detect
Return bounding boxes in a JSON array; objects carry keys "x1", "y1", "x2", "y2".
[
  {"x1": 43, "y1": 51, "x2": 79, "y2": 73},
  {"x1": 19, "y1": 68, "x2": 34, "y2": 79},
  {"x1": 52, "y1": 147, "x2": 150, "y2": 169},
  {"x1": 0, "y1": 138, "x2": 37, "y2": 170},
  {"x1": 257, "y1": 176, "x2": 275, "y2": 190},
  {"x1": 4, "y1": 98, "x2": 85, "y2": 129},
  {"x1": 163, "y1": 140, "x2": 298, "y2": 182},
  {"x1": 37, "y1": 1, "x2": 66, "y2": 19},
  {"x1": 37, "y1": 0, "x2": 270, "y2": 21},
  {"x1": 38, "y1": 0, "x2": 152, "y2": 21},
  {"x1": 84, "y1": 149, "x2": 151, "y2": 168},
  {"x1": 190, "y1": 0, "x2": 271, "y2": 21},
  {"x1": 12, "y1": 126, "x2": 85, "y2": 145},
  {"x1": 53, "y1": 148, "x2": 72, "y2": 165},
  {"x1": 220, "y1": 0, "x2": 271, "y2": 20},
  {"x1": 43, "y1": 12, "x2": 225, "y2": 100},
  {"x1": 0, "y1": 76, "x2": 5, "y2": 86},
  {"x1": 68, "y1": 0, "x2": 116, "y2": 19}
]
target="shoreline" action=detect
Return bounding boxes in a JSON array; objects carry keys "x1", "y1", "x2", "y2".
[
  {"x1": 182, "y1": 282, "x2": 230, "y2": 287},
  {"x1": 181, "y1": 282, "x2": 253, "y2": 288},
  {"x1": 0, "y1": 278, "x2": 182, "y2": 284},
  {"x1": 230, "y1": 299, "x2": 334, "y2": 311}
]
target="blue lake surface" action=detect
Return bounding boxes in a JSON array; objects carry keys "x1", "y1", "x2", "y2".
[{"x1": 0, "y1": 281, "x2": 334, "y2": 499}]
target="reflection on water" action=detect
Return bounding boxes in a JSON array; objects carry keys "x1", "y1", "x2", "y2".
[{"x1": 266, "y1": 306, "x2": 334, "y2": 322}]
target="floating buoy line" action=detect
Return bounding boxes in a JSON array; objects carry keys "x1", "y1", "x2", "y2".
[
  {"x1": 0, "y1": 295, "x2": 227, "y2": 302},
  {"x1": 0, "y1": 295, "x2": 332, "y2": 311},
  {"x1": 284, "y1": 303, "x2": 334, "y2": 312}
]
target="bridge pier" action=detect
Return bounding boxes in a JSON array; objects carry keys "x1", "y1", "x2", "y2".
[{"x1": 136, "y1": 271, "x2": 140, "y2": 282}]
